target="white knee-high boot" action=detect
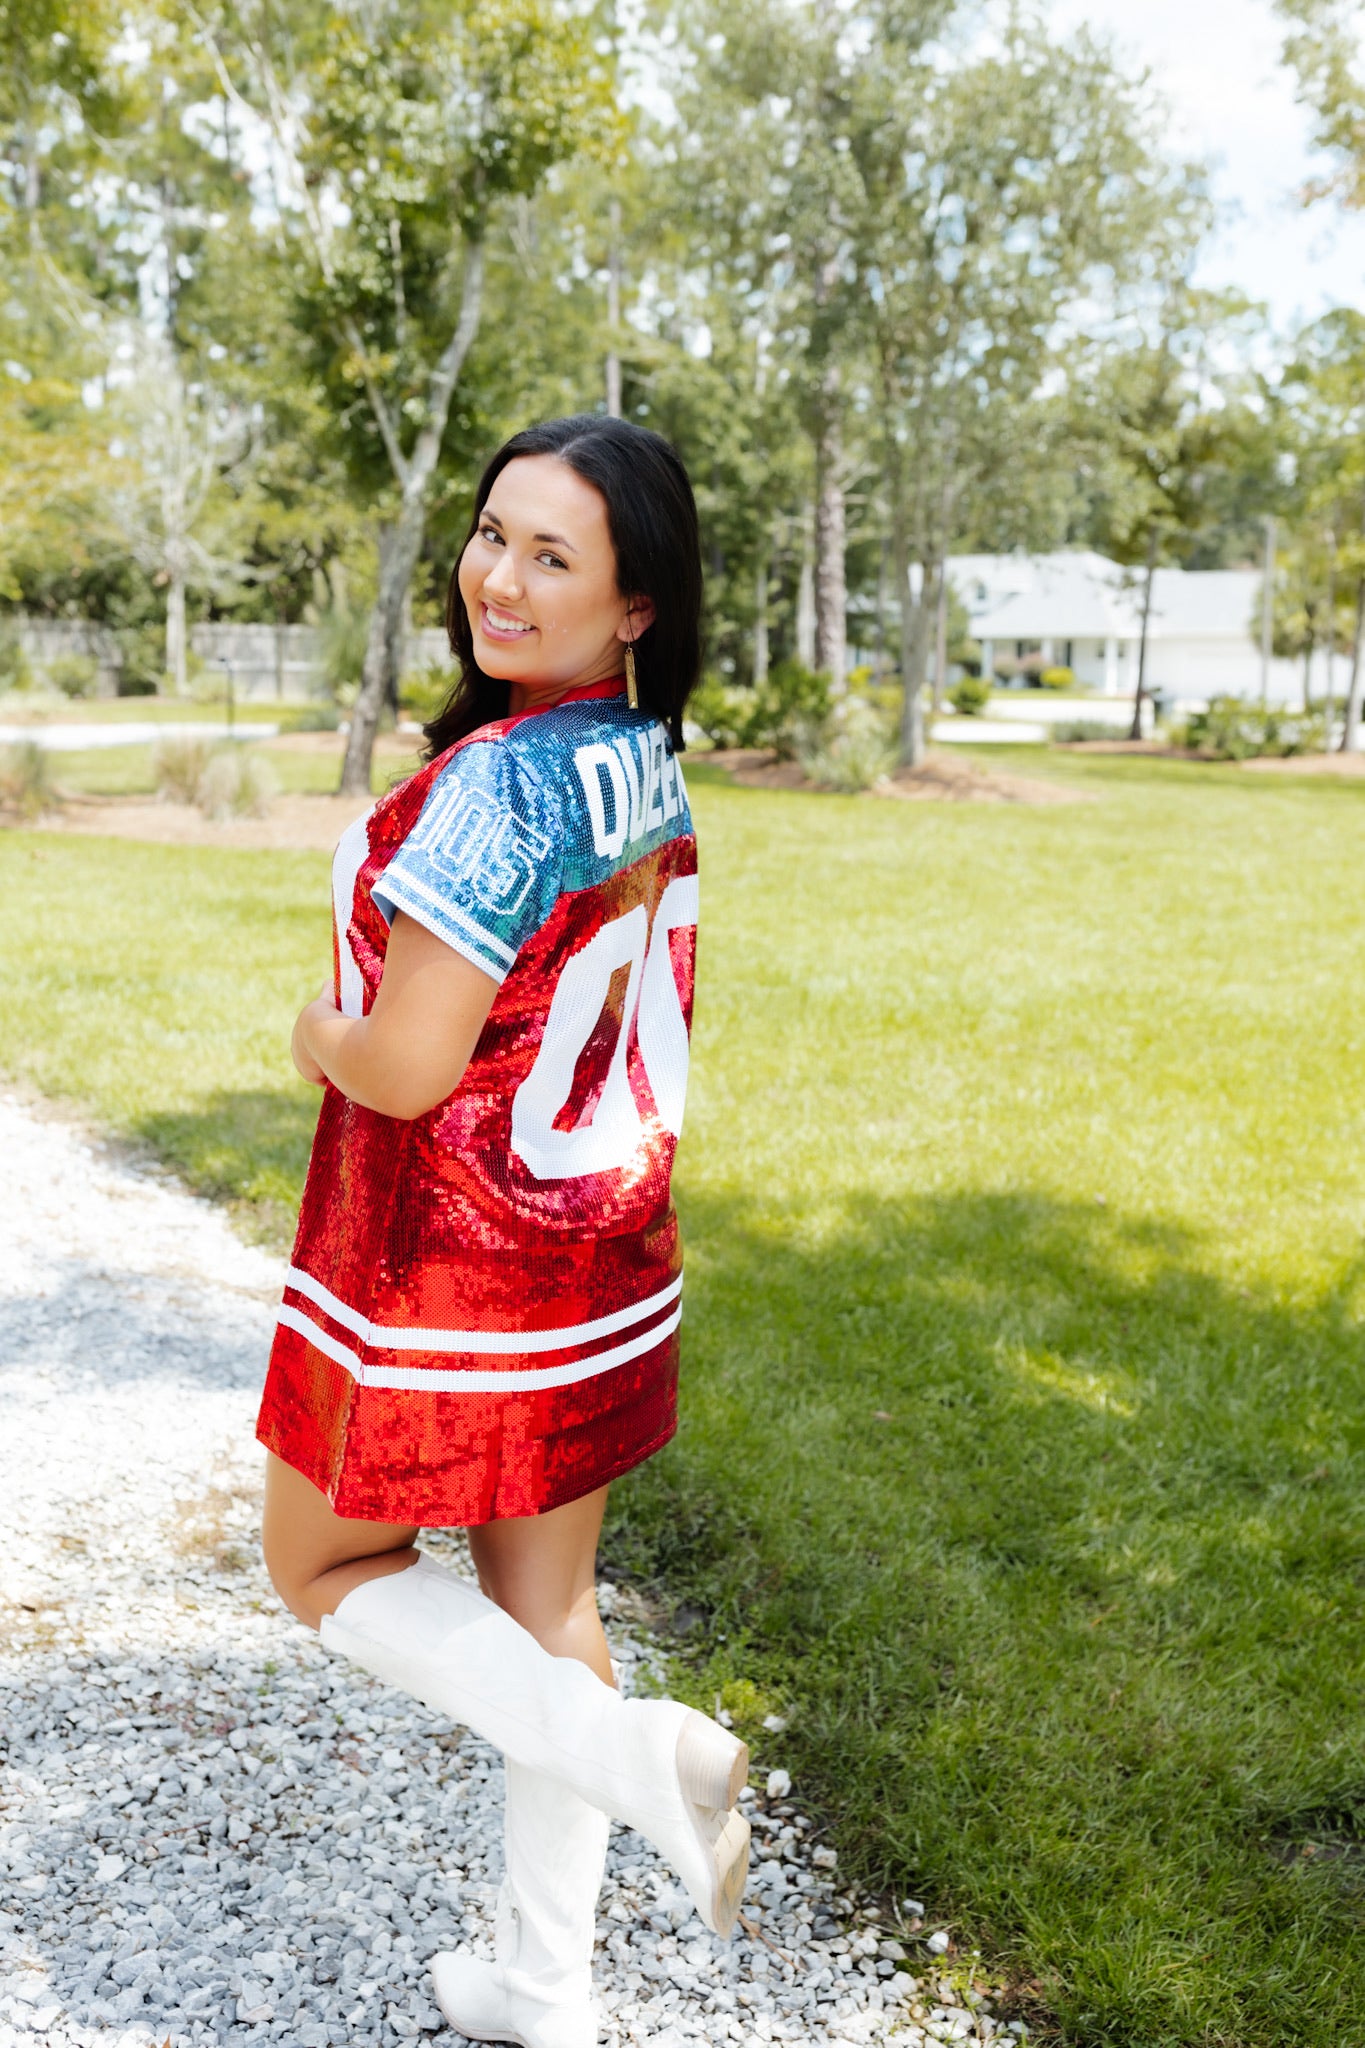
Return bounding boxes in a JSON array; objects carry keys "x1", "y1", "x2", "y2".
[
  {"x1": 320, "y1": 1553, "x2": 749, "y2": 1937},
  {"x1": 431, "y1": 1762, "x2": 609, "y2": 2048}
]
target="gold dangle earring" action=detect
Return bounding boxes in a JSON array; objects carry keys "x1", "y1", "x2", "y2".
[{"x1": 624, "y1": 638, "x2": 639, "y2": 710}]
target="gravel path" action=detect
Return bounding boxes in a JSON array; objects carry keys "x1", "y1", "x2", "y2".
[{"x1": 0, "y1": 1095, "x2": 1012, "y2": 2048}]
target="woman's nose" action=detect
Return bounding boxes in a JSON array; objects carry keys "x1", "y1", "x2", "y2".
[{"x1": 483, "y1": 550, "x2": 523, "y2": 600}]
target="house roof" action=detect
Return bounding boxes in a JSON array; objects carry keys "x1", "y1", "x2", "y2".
[{"x1": 949, "y1": 551, "x2": 1261, "y2": 646}]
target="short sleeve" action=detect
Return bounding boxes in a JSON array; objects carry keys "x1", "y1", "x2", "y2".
[{"x1": 373, "y1": 740, "x2": 562, "y2": 982}]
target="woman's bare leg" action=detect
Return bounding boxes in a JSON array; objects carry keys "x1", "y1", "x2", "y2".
[
  {"x1": 262, "y1": 1452, "x2": 420, "y2": 1631},
  {"x1": 468, "y1": 1486, "x2": 614, "y2": 1685},
  {"x1": 262, "y1": 1453, "x2": 613, "y2": 1682}
]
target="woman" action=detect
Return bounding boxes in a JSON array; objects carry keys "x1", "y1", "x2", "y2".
[{"x1": 254, "y1": 414, "x2": 748, "y2": 2048}]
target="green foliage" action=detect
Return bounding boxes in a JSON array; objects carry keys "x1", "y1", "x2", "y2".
[
  {"x1": 1038, "y1": 665, "x2": 1075, "y2": 691},
  {"x1": 313, "y1": 599, "x2": 370, "y2": 708},
  {"x1": 0, "y1": 622, "x2": 33, "y2": 692},
  {"x1": 282, "y1": 703, "x2": 342, "y2": 733},
  {"x1": 948, "y1": 674, "x2": 992, "y2": 717},
  {"x1": 1277, "y1": 0, "x2": 1365, "y2": 209},
  {"x1": 1180, "y1": 696, "x2": 1328, "y2": 759},
  {"x1": 686, "y1": 674, "x2": 750, "y2": 750},
  {"x1": 398, "y1": 659, "x2": 456, "y2": 723},
  {"x1": 750, "y1": 660, "x2": 832, "y2": 756},
  {"x1": 689, "y1": 661, "x2": 833, "y2": 756},
  {"x1": 44, "y1": 653, "x2": 98, "y2": 699}
]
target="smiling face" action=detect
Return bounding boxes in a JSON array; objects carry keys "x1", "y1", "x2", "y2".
[{"x1": 457, "y1": 453, "x2": 655, "y2": 705}]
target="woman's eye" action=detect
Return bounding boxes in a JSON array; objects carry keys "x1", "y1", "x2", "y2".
[
  {"x1": 480, "y1": 525, "x2": 502, "y2": 545},
  {"x1": 537, "y1": 551, "x2": 568, "y2": 571}
]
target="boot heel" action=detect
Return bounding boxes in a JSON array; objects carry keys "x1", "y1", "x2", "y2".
[{"x1": 676, "y1": 1711, "x2": 749, "y2": 1810}]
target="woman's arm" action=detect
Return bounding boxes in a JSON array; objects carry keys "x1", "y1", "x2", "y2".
[{"x1": 291, "y1": 910, "x2": 500, "y2": 1120}]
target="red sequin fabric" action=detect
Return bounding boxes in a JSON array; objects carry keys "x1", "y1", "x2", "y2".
[{"x1": 256, "y1": 681, "x2": 698, "y2": 1524}]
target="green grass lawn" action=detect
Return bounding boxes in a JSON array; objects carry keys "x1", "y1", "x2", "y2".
[{"x1": 4, "y1": 752, "x2": 1365, "y2": 2044}]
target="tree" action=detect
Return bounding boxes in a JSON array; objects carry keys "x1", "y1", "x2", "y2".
[
  {"x1": 856, "y1": 13, "x2": 1202, "y2": 762},
  {"x1": 196, "y1": 0, "x2": 619, "y2": 791},
  {"x1": 664, "y1": 0, "x2": 952, "y2": 696},
  {"x1": 1272, "y1": 310, "x2": 1365, "y2": 748},
  {"x1": 1277, "y1": 0, "x2": 1365, "y2": 210}
]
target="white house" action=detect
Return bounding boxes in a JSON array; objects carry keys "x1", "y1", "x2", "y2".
[{"x1": 949, "y1": 551, "x2": 1309, "y2": 707}]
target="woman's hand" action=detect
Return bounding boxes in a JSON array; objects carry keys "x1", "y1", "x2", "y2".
[
  {"x1": 291, "y1": 922, "x2": 498, "y2": 1119},
  {"x1": 291, "y1": 980, "x2": 335, "y2": 1087}
]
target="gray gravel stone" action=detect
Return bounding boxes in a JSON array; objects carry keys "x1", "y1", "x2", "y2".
[{"x1": 0, "y1": 1095, "x2": 1006, "y2": 2046}]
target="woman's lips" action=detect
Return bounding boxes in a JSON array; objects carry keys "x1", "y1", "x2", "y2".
[{"x1": 479, "y1": 602, "x2": 538, "y2": 645}]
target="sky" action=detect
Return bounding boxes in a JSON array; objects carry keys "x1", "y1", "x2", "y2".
[{"x1": 1048, "y1": 0, "x2": 1365, "y2": 333}]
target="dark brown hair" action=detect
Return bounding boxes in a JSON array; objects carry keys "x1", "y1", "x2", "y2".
[{"x1": 424, "y1": 413, "x2": 703, "y2": 760}]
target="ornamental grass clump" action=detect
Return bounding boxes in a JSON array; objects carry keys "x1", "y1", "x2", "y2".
[
  {"x1": 0, "y1": 740, "x2": 56, "y2": 819},
  {"x1": 196, "y1": 747, "x2": 278, "y2": 821},
  {"x1": 797, "y1": 695, "x2": 897, "y2": 792},
  {"x1": 154, "y1": 734, "x2": 212, "y2": 804}
]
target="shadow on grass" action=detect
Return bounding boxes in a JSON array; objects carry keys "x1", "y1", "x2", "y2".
[
  {"x1": 606, "y1": 1186, "x2": 1365, "y2": 2046},
  {"x1": 134, "y1": 1086, "x2": 320, "y2": 1245}
]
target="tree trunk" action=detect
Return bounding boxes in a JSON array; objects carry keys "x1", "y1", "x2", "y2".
[
  {"x1": 339, "y1": 243, "x2": 485, "y2": 794},
  {"x1": 1338, "y1": 575, "x2": 1365, "y2": 755},
  {"x1": 166, "y1": 565, "x2": 188, "y2": 696},
  {"x1": 796, "y1": 508, "x2": 816, "y2": 669},
  {"x1": 341, "y1": 501, "x2": 425, "y2": 791},
  {"x1": 895, "y1": 529, "x2": 929, "y2": 770},
  {"x1": 875, "y1": 535, "x2": 889, "y2": 680},
  {"x1": 753, "y1": 551, "x2": 769, "y2": 687},
  {"x1": 813, "y1": 379, "x2": 846, "y2": 690},
  {"x1": 932, "y1": 556, "x2": 949, "y2": 714},
  {"x1": 1128, "y1": 528, "x2": 1158, "y2": 742},
  {"x1": 1324, "y1": 547, "x2": 1337, "y2": 746}
]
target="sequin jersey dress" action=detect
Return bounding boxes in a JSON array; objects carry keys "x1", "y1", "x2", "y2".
[{"x1": 256, "y1": 681, "x2": 698, "y2": 1524}]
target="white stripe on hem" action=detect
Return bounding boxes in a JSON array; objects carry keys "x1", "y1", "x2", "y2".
[
  {"x1": 284, "y1": 1264, "x2": 684, "y2": 1354},
  {"x1": 275, "y1": 1299, "x2": 682, "y2": 1393}
]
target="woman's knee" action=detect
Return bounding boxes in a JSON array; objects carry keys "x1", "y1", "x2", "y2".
[{"x1": 260, "y1": 1521, "x2": 317, "y2": 1626}]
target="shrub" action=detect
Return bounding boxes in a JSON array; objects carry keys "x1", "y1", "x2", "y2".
[
  {"x1": 287, "y1": 703, "x2": 342, "y2": 733},
  {"x1": 797, "y1": 696, "x2": 896, "y2": 792},
  {"x1": 399, "y1": 659, "x2": 455, "y2": 724},
  {"x1": 154, "y1": 735, "x2": 213, "y2": 804},
  {"x1": 685, "y1": 673, "x2": 750, "y2": 749},
  {"x1": 197, "y1": 748, "x2": 278, "y2": 821},
  {"x1": 1052, "y1": 719, "x2": 1122, "y2": 743},
  {"x1": 688, "y1": 662, "x2": 833, "y2": 755},
  {"x1": 0, "y1": 740, "x2": 56, "y2": 817},
  {"x1": 45, "y1": 653, "x2": 99, "y2": 699},
  {"x1": 1180, "y1": 697, "x2": 1327, "y2": 760},
  {"x1": 0, "y1": 624, "x2": 33, "y2": 694},
  {"x1": 1039, "y1": 665, "x2": 1075, "y2": 691},
  {"x1": 751, "y1": 659, "x2": 833, "y2": 757},
  {"x1": 114, "y1": 624, "x2": 165, "y2": 696},
  {"x1": 948, "y1": 674, "x2": 992, "y2": 717},
  {"x1": 315, "y1": 600, "x2": 370, "y2": 706}
]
